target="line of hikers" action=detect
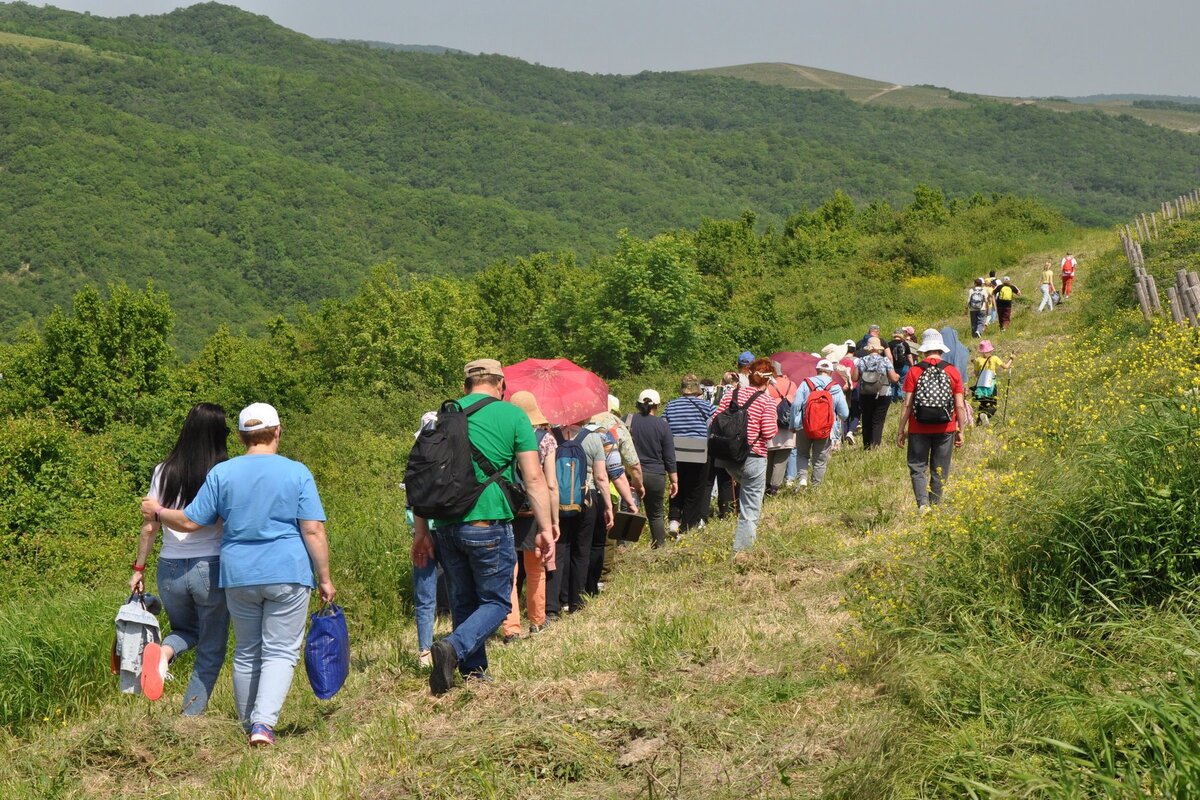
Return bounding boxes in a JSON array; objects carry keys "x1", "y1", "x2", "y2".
[
  {"x1": 123, "y1": 303, "x2": 1034, "y2": 736},
  {"x1": 965, "y1": 253, "x2": 1078, "y2": 336}
]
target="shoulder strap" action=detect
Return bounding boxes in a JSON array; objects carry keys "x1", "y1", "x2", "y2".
[
  {"x1": 462, "y1": 396, "x2": 499, "y2": 417},
  {"x1": 572, "y1": 428, "x2": 591, "y2": 445},
  {"x1": 727, "y1": 386, "x2": 742, "y2": 411}
]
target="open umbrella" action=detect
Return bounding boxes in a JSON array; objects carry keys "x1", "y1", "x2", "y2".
[
  {"x1": 502, "y1": 358, "x2": 609, "y2": 426},
  {"x1": 770, "y1": 351, "x2": 821, "y2": 385}
]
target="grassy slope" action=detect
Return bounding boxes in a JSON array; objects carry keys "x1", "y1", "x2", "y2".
[
  {"x1": 696, "y1": 62, "x2": 1200, "y2": 132},
  {"x1": 0, "y1": 224, "x2": 1109, "y2": 797}
]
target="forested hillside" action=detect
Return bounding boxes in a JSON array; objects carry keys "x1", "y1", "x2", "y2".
[{"x1": 1, "y1": 2, "x2": 1199, "y2": 350}]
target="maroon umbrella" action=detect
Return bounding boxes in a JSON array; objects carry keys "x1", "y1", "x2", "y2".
[
  {"x1": 502, "y1": 358, "x2": 609, "y2": 426},
  {"x1": 770, "y1": 351, "x2": 821, "y2": 385}
]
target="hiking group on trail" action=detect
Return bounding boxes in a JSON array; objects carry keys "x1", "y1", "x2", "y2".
[{"x1": 121, "y1": 256, "x2": 1071, "y2": 740}]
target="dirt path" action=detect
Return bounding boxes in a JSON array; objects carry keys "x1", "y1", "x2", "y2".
[{"x1": 863, "y1": 84, "x2": 904, "y2": 103}]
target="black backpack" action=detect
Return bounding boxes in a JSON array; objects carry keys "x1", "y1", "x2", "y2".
[
  {"x1": 912, "y1": 361, "x2": 955, "y2": 424},
  {"x1": 404, "y1": 397, "x2": 514, "y2": 520},
  {"x1": 708, "y1": 387, "x2": 764, "y2": 463}
]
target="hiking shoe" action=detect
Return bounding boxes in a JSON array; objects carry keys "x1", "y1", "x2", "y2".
[
  {"x1": 248, "y1": 723, "x2": 276, "y2": 747},
  {"x1": 140, "y1": 642, "x2": 166, "y2": 701},
  {"x1": 529, "y1": 623, "x2": 547, "y2": 635},
  {"x1": 417, "y1": 649, "x2": 432, "y2": 669},
  {"x1": 668, "y1": 520, "x2": 680, "y2": 535},
  {"x1": 429, "y1": 640, "x2": 458, "y2": 696},
  {"x1": 501, "y1": 633, "x2": 523, "y2": 645},
  {"x1": 797, "y1": 476, "x2": 809, "y2": 489}
]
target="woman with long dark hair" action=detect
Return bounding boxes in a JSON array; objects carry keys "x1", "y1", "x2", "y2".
[{"x1": 129, "y1": 402, "x2": 231, "y2": 714}]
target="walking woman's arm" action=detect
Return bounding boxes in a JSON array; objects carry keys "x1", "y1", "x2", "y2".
[
  {"x1": 130, "y1": 520, "x2": 158, "y2": 593},
  {"x1": 300, "y1": 519, "x2": 337, "y2": 603}
]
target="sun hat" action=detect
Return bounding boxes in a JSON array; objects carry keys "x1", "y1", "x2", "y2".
[
  {"x1": 238, "y1": 402, "x2": 280, "y2": 432},
  {"x1": 892, "y1": 328, "x2": 905, "y2": 337},
  {"x1": 679, "y1": 373, "x2": 701, "y2": 395},
  {"x1": 865, "y1": 336, "x2": 885, "y2": 353},
  {"x1": 639, "y1": 388, "x2": 661, "y2": 406},
  {"x1": 821, "y1": 342, "x2": 849, "y2": 363},
  {"x1": 510, "y1": 390, "x2": 549, "y2": 427},
  {"x1": 902, "y1": 326, "x2": 916, "y2": 336},
  {"x1": 737, "y1": 351, "x2": 755, "y2": 366},
  {"x1": 815, "y1": 358, "x2": 835, "y2": 372},
  {"x1": 464, "y1": 358, "x2": 505, "y2": 379},
  {"x1": 917, "y1": 328, "x2": 950, "y2": 353},
  {"x1": 1003, "y1": 276, "x2": 1012, "y2": 282},
  {"x1": 608, "y1": 393, "x2": 620, "y2": 413},
  {"x1": 979, "y1": 340, "x2": 995, "y2": 354}
]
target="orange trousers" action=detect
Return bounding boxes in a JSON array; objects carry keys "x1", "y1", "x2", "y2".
[{"x1": 502, "y1": 549, "x2": 546, "y2": 637}]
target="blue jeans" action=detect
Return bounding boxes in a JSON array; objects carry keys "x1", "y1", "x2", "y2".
[
  {"x1": 225, "y1": 583, "x2": 310, "y2": 730},
  {"x1": 434, "y1": 522, "x2": 516, "y2": 676},
  {"x1": 157, "y1": 556, "x2": 229, "y2": 716},
  {"x1": 720, "y1": 455, "x2": 768, "y2": 553},
  {"x1": 413, "y1": 560, "x2": 438, "y2": 653}
]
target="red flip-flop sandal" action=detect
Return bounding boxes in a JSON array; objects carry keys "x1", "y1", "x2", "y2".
[{"x1": 141, "y1": 642, "x2": 164, "y2": 701}]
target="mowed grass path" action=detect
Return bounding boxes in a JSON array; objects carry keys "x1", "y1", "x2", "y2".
[{"x1": 0, "y1": 237, "x2": 1103, "y2": 798}]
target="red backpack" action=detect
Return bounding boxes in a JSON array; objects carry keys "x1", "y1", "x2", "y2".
[{"x1": 802, "y1": 378, "x2": 835, "y2": 440}]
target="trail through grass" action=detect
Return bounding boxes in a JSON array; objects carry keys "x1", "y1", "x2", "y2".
[{"x1": 0, "y1": 232, "x2": 1123, "y2": 797}]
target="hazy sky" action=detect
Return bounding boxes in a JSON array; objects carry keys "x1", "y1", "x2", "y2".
[{"x1": 36, "y1": 0, "x2": 1200, "y2": 97}]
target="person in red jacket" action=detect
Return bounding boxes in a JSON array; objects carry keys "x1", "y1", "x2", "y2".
[
  {"x1": 896, "y1": 330, "x2": 971, "y2": 511},
  {"x1": 1060, "y1": 252, "x2": 1078, "y2": 299}
]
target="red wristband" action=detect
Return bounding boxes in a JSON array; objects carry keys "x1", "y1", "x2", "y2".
[{"x1": 131, "y1": 562, "x2": 146, "y2": 572}]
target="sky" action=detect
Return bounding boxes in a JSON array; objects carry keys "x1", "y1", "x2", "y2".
[{"x1": 34, "y1": 0, "x2": 1200, "y2": 98}]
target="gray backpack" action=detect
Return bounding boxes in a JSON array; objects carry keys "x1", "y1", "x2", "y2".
[{"x1": 112, "y1": 594, "x2": 161, "y2": 694}]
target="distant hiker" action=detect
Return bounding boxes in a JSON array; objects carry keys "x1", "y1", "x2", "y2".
[
  {"x1": 500, "y1": 392, "x2": 559, "y2": 642},
  {"x1": 663, "y1": 374, "x2": 716, "y2": 533},
  {"x1": 1037, "y1": 261, "x2": 1057, "y2": 312},
  {"x1": 971, "y1": 340, "x2": 1013, "y2": 425},
  {"x1": 995, "y1": 276, "x2": 1021, "y2": 330},
  {"x1": 857, "y1": 324, "x2": 882, "y2": 354},
  {"x1": 142, "y1": 402, "x2": 336, "y2": 744},
  {"x1": 841, "y1": 339, "x2": 862, "y2": 446},
  {"x1": 699, "y1": 378, "x2": 719, "y2": 405},
  {"x1": 896, "y1": 331, "x2": 971, "y2": 511},
  {"x1": 888, "y1": 328, "x2": 914, "y2": 403},
  {"x1": 966, "y1": 277, "x2": 988, "y2": 336},
  {"x1": 736, "y1": 351, "x2": 755, "y2": 387},
  {"x1": 408, "y1": 360, "x2": 554, "y2": 696},
  {"x1": 1060, "y1": 252, "x2": 1077, "y2": 299},
  {"x1": 856, "y1": 337, "x2": 900, "y2": 449},
  {"x1": 711, "y1": 358, "x2": 778, "y2": 554},
  {"x1": 628, "y1": 389, "x2": 677, "y2": 548},
  {"x1": 986, "y1": 271, "x2": 1001, "y2": 326},
  {"x1": 764, "y1": 361, "x2": 798, "y2": 495},
  {"x1": 130, "y1": 402, "x2": 230, "y2": 714},
  {"x1": 791, "y1": 359, "x2": 848, "y2": 488}
]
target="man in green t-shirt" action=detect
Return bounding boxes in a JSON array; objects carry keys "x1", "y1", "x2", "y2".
[{"x1": 411, "y1": 358, "x2": 553, "y2": 695}]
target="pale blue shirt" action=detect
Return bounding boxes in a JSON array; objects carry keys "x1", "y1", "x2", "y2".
[
  {"x1": 791, "y1": 375, "x2": 849, "y2": 428},
  {"x1": 185, "y1": 453, "x2": 326, "y2": 589}
]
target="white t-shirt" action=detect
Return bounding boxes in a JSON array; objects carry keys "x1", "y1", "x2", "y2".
[{"x1": 149, "y1": 463, "x2": 223, "y2": 559}]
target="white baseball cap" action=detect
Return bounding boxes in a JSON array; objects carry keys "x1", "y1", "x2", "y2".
[
  {"x1": 816, "y1": 359, "x2": 835, "y2": 372},
  {"x1": 238, "y1": 402, "x2": 281, "y2": 432},
  {"x1": 638, "y1": 389, "x2": 661, "y2": 405},
  {"x1": 608, "y1": 393, "x2": 620, "y2": 412}
]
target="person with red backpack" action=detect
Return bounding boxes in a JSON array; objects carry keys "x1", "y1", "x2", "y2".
[
  {"x1": 709, "y1": 358, "x2": 778, "y2": 554},
  {"x1": 1060, "y1": 252, "x2": 1077, "y2": 299},
  {"x1": 791, "y1": 359, "x2": 849, "y2": 488},
  {"x1": 896, "y1": 330, "x2": 971, "y2": 511}
]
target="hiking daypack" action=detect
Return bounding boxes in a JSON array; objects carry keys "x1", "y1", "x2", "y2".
[
  {"x1": 1061, "y1": 257, "x2": 1076, "y2": 275},
  {"x1": 967, "y1": 287, "x2": 986, "y2": 311},
  {"x1": 997, "y1": 285, "x2": 1015, "y2": 302},
  {"x1": 404, "y1": 397, "x2": 513, "y2": 520},
  {"x1": 858, "y1": 356, "x2": 890, "y2": 397},
  {"x1": 708, "y1": 387, "x2": 765, "y2": 463},
  {"x1": 772, "y1": 380, "x2": 795, "y2": 432},
  {"x1": 800, "y1": 379, "x2": 836, "y2": 441},
  {"x1": 912, "y1": 361, "x2": 955, "y2": 424},
  {"x1": 553, "y1": 428, "x2": 591, "y2": 517}
]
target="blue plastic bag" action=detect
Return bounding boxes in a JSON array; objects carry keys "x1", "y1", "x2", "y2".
[{"x1": 305, "y1": 603, "x2": 350, "y2": 699}]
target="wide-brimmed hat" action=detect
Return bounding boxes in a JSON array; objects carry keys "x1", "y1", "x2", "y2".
[
  {"x1": 979, "y1": 340, "x2": 995, "y2": 354},
  {"x1": 820, "y1": 342, "x2": 848, "y2": 363},
  {"x1": 679, "y1": 373, "x2": 701, "y2": 395},
  {"x1": 510, "y1": 390, "x2": 549, "y2": 427},
  {"x1": 865, "y1": 336, "x2": 885, "y2": 353},
  {"x1": 917, "y1": 328, "x2": 950, "y2": 353},
  {"x1": 608, "y1": 393, "x2": 620, "y2": 413}
]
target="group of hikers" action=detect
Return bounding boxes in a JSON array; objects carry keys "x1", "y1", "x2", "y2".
[
  {"x1": 965, "y1": 253, "x2": 1077, "y2": 337},
  {"x1": 122, "y1": 257, "x2": 1069, "y2": 742}
]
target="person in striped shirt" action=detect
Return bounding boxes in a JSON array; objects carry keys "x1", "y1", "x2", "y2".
[
  {"x1": 711, "y1": 358, "x2": 779, "y2": 555},
  {"x1": 663, "y1": 373, "x2": 717, "y2": 534}
]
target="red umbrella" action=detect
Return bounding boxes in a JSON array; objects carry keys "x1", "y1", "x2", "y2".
[
  {"x1": 770, "y1": 351, "x2": 821, "y2": 385},
  {"x1": 502, "y1": 358, "x2": 609, "y2": 426}
]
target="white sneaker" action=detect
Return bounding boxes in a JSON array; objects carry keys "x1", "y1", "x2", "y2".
[
  {"x1": 798, "y1": 476, "x2": 808, "y2": 488},
  {"x1": 668, "y1": 520, "x2": 680, "y2": 534}
]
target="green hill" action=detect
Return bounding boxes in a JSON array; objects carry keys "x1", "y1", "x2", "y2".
[
  {"x1": 694, "y1": 62, "x2": 1200, "y2": 133},
  {"x1": 2, "y1": 3, "x2": 1200, "y2": 350}
]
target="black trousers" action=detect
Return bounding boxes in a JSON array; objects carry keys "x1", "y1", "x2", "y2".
[
  {"x1": 642, "y1": 470, "x2": 668, "y2": 547},
  {"x1": 859, "y1": 393, "x2": 891, "y2": 449},
  {"x1": 670, "y1": 461, "x2": 710, "y2": 531},
  {"x1": 702, "y1": 451, "x2": 734, "y2": 521},
  {"x1": 546, "y1": 491, "x2": 597, "y2": 614}
]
